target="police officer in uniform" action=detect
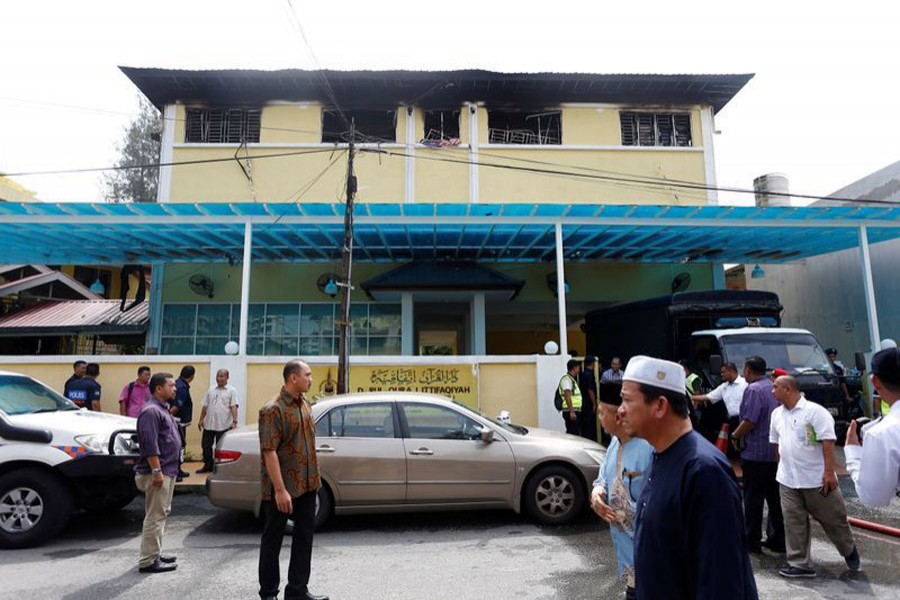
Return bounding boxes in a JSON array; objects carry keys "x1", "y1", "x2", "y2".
[{"x1": 558, "y1": 359, "x2": 583, "y2": 435}]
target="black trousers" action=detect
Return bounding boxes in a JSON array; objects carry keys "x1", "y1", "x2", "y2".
[
  {"x1": 580, "y1": 407, "x2": 597, "y2": 442},
  {"x1": 259, "y1": 491, "x2": 317, "y2": 599},
  {"x1": 561, "y1": 410, "x2": 581, "y2": 436},
  {"x1": 742, "y1": 460, "x2": 784, "y2": 551},
  {"x1": 201, "y1": 429, "x2": 227, "y2": 470}
]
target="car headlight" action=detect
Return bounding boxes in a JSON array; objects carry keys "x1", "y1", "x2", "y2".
[
  {"x1": 583, "y1": 447, "x2": 606, "y2": 466},
  {"x1": 74, "y1": 434, "x2": 110, "y2": 454}
]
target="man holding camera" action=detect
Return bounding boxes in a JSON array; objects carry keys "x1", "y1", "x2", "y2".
[{"x1": 845, "y1": 347, "x2": 900, "y2": 507}]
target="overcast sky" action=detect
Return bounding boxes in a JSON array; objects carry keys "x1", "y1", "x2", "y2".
[{"x1": 1, "y1": 0, "x2": 896, "y2": 205}]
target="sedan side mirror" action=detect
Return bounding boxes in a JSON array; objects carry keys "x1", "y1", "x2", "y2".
[{"x1": 480, "y1": 428, "x2": 494, "y2": 443}]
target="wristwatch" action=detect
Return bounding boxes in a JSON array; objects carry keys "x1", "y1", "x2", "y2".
[{"x1": 151, "y1": 468, "x2": 162, "y2": 475}]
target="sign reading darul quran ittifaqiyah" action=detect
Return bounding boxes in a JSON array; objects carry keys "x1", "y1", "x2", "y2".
[{"x1": 356, "y1": 365, "x2": 478, "y2": 407}]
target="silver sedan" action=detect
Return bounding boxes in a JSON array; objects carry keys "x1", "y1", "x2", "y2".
[{"x1": 207, "y1": 392, "x2": 604, "y2": 528}]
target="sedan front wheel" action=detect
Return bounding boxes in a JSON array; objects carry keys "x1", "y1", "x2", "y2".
[{"x1": 523, "y1": 465, "x2": 586, "y2": 526}]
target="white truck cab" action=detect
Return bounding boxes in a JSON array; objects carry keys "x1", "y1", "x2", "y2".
[{"x1": 0, "y1": 371, "x2": 140, "y2": 548}]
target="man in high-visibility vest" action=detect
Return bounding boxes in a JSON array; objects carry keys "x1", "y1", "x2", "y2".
[{"x1": 559, "y1": 359, "x2": 583, "y2": 435}]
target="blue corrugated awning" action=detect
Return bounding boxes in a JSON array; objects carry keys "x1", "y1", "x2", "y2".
[{"x1": 0, "y1": 202, "x2": 897, "y2": 265}]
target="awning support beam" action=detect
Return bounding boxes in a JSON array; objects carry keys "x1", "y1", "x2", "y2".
[
  {"x1": 858, "y1": 225, "x2": 880, "y2": 352},
  {"x1": 238, "y1": 221, "x2": 253, "y2": 356},
  {"x1": 555, "y1": 222, "x2": 568, "y2": 357}
]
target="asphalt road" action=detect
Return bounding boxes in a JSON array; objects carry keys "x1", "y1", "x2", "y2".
[{"x1": 1, "y1": 482, "x2": 899, "y2": 600}]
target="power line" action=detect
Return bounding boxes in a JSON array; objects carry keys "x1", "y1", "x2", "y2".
[{"x1": 2, "y1": 148, "x2": 337, "y2": 178}]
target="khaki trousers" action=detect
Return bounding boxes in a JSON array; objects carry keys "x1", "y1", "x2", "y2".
[
  {"x1": 135, "y1": 473, "x2": 176, "y2": 568},
  {"x1": 779, "y1": 483, "x2": 856, "y2": 569}
]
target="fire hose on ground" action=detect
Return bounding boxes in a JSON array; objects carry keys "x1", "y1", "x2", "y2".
[{"x1": 847, "y1": 516, "x2": 900, "y2": 538}]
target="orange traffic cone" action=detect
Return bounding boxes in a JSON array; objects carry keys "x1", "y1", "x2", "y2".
[{"x1": 715, "y1": 423, "x2": 730, "y2": 454}]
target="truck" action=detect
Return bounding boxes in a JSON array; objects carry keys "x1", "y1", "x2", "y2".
[{"x1": 584, "y1": 290, "x2": 848, "y2": 435}]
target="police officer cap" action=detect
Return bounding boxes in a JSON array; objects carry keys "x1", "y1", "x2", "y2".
[
  {"x1": 871, "y1": 347, "x2": 900, "y2": 387},
  {"x1": 622, "y1": 355, "x2": 685, "y2": 395},
  {"x1": 825, "y1": 347, "x2": 838, "y2": 356}
]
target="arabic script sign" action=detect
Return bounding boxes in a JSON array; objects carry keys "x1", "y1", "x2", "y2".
[{"x1": 355, "y1": 365, "x2": 478, "y2": 407}]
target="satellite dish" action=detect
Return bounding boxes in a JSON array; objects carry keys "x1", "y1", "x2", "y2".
[
  {"x1": 671, "y1": 272, "x2": 691, "y2": 293},
  {"x1": 188, "y1": 274, "x2": 215, "y2": 298},
  {"x1": 316, "y1": 272, "x2": 341, "y2": 295}
]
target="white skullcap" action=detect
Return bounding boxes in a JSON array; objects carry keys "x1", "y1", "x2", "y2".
[{"x1": 622, "y1": 355, "x2": 686, "y2": 395}]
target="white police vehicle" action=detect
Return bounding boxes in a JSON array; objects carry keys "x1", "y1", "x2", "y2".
[{"x1": 0, "y1": 371, "x2": 140, "y2": 548}]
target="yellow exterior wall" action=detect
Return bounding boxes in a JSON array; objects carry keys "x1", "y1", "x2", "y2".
[
  {"x1": 478, "y1": 363, "x2": 537, "y2": 425},
  {"x1": 477, "y1": 147, "x2": 707, "y2": 204},
  {"x1": 261, "y1": 104, "x2": 321, "y2": 144},
  {"x1": 245, "y1": 361, "x2": 541, "y2": 427},
  {"x1": 561, "y1": 107, "x2": 622, "y2": 145},
  {"x1": 415, "y1": 147, "x2": 469, "y2": 202},
  {"x1": 167, "y1": 103, "x2": 709, "y2": 205},
  {"x1": 0, "y1": 361, "x2": 211, "y2": 459}
]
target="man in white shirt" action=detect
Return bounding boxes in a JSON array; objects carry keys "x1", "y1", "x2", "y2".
[
  {"x1": 196, "y1": 369, "x2": 239, "y2": 474},
  {"x1": 845, "y1": 347, "x2": 900, "y2": 507},
  {"x1": 770, "y1": 375, "x2": 859, "y2": 578},
  {"x1": 691, "y1": 361, "x2": 746, "y2": 443}
]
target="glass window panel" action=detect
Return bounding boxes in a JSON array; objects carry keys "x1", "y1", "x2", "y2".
[
  {"x1": 315, "y1": 413, "x2": 330, "y2": 437},
  {"x1": 247, "y1": 304, "x2": 265, "y2": 337},
  {"x1": 248, "y1": 337, "x2": 264, "y2": 356},
  {"x1": 265, "y1": 304, "x2": 300, "y2": 337},
  {"x1": 299, "y1": 337, "x2": 335, "y2": 356},
  {"x1": 368, "y1": 337, "x2": 401, "y2": 356},
  {"x1": 196, "y1": 304, "x2": 231, "y2": 337},
  {"x1": 350, "y1": 304, "x2": 369, "y2": 335},
  {"x1": 161, "y1": 336, "x2": 194, "y2": 354},
  {"x1": 351, "y1": 336, "x2": 367, "y2": 355},
  {"x1": 230, "y1": 304, "x2": 241, "y2": 338},
  {"x1": 369, "y1": 304, "x2": 401, "y2": 336},
  {"x1": 265, "y1": 337, "x2": 298, "y2": 356},
  {"x1": 195, "y1": 337, "x2": 229, "y2": 355},
  {"x1": 162, "y1": 305, "x2": 196, "y2": 336},
  {"x1": 300, "y1": 304, "x2": 335, "y2": 336}
]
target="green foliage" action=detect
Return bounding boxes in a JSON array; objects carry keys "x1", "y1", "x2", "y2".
[{"x1": 102, "y1": 96, "x2": 162, "y2": 203}]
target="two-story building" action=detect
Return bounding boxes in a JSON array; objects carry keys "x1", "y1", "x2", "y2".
[{"x1": 122, "y1": 68, "x2": 752, "y2": 360}]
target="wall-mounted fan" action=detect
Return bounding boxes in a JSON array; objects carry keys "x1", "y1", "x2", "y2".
[
  {"x1": 671, "y1": 272, "x2": 691, "y2": 293},
  {"x1": 189, "y1": 274, "x2": 215, "y2": 298}
]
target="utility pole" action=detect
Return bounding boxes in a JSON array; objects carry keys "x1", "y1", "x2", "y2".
[{"x1": 337, "y1": 126, "x2": 357, "y2": 394}]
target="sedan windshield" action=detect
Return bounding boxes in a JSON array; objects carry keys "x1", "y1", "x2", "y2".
[
  {"x1": 0, "y1": 375, "x2": 77, "y2": 415},
  {"x1": 720, "y1": 333, "x2": 834, "y2": 375}
]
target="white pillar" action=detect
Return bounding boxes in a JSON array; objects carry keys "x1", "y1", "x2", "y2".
[
  {"x1": 700, "y1": 106, "x2": 718, "y2": 206},
  {"x1": 471, "y1": 293, "x2": 486, "y2": 355},
  {"x1": 238, "y1": 221, "x2": 253, "y2": 356},
  {"x1": 858, "y1": 225, "x2": 881, "y2": 352},
  {"x1": 401, "y1": 293, "x2": 414, "y2": 355},
  {"x1": 404, "y1": 107, "x2": 416, "y2": 203},
  {"x1": 155, "y1": 104, "x2": 176, "y2": 204},
  {"x1": 554, "y1": 223, "x2": 568, "y2": 356},
  {"x1": 468, "y1": 103, "x2": 479, "y2": 204}
]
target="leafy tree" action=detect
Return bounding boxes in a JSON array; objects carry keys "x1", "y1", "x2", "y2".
[{"x1": 102, "y1": 96, "x2": 161, "y2": 203}]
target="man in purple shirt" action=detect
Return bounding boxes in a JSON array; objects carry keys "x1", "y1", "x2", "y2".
[
  {"x1": 732, "y1": 356, "x2": 785, "y2": 554},
  {"x1": 120, "y1": 366, "x2": 151, "y2": 418},
  {"x1": 134, "y1": 372, "x2": 181, "y2": 574}
]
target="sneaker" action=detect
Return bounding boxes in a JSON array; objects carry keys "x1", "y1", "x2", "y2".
[
  {"x1": 845, "y1": 546, "x2": 861, "y2": 572},
  {"x1": 778, "y1": 566, "x2": 816, "y2": 578}
]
